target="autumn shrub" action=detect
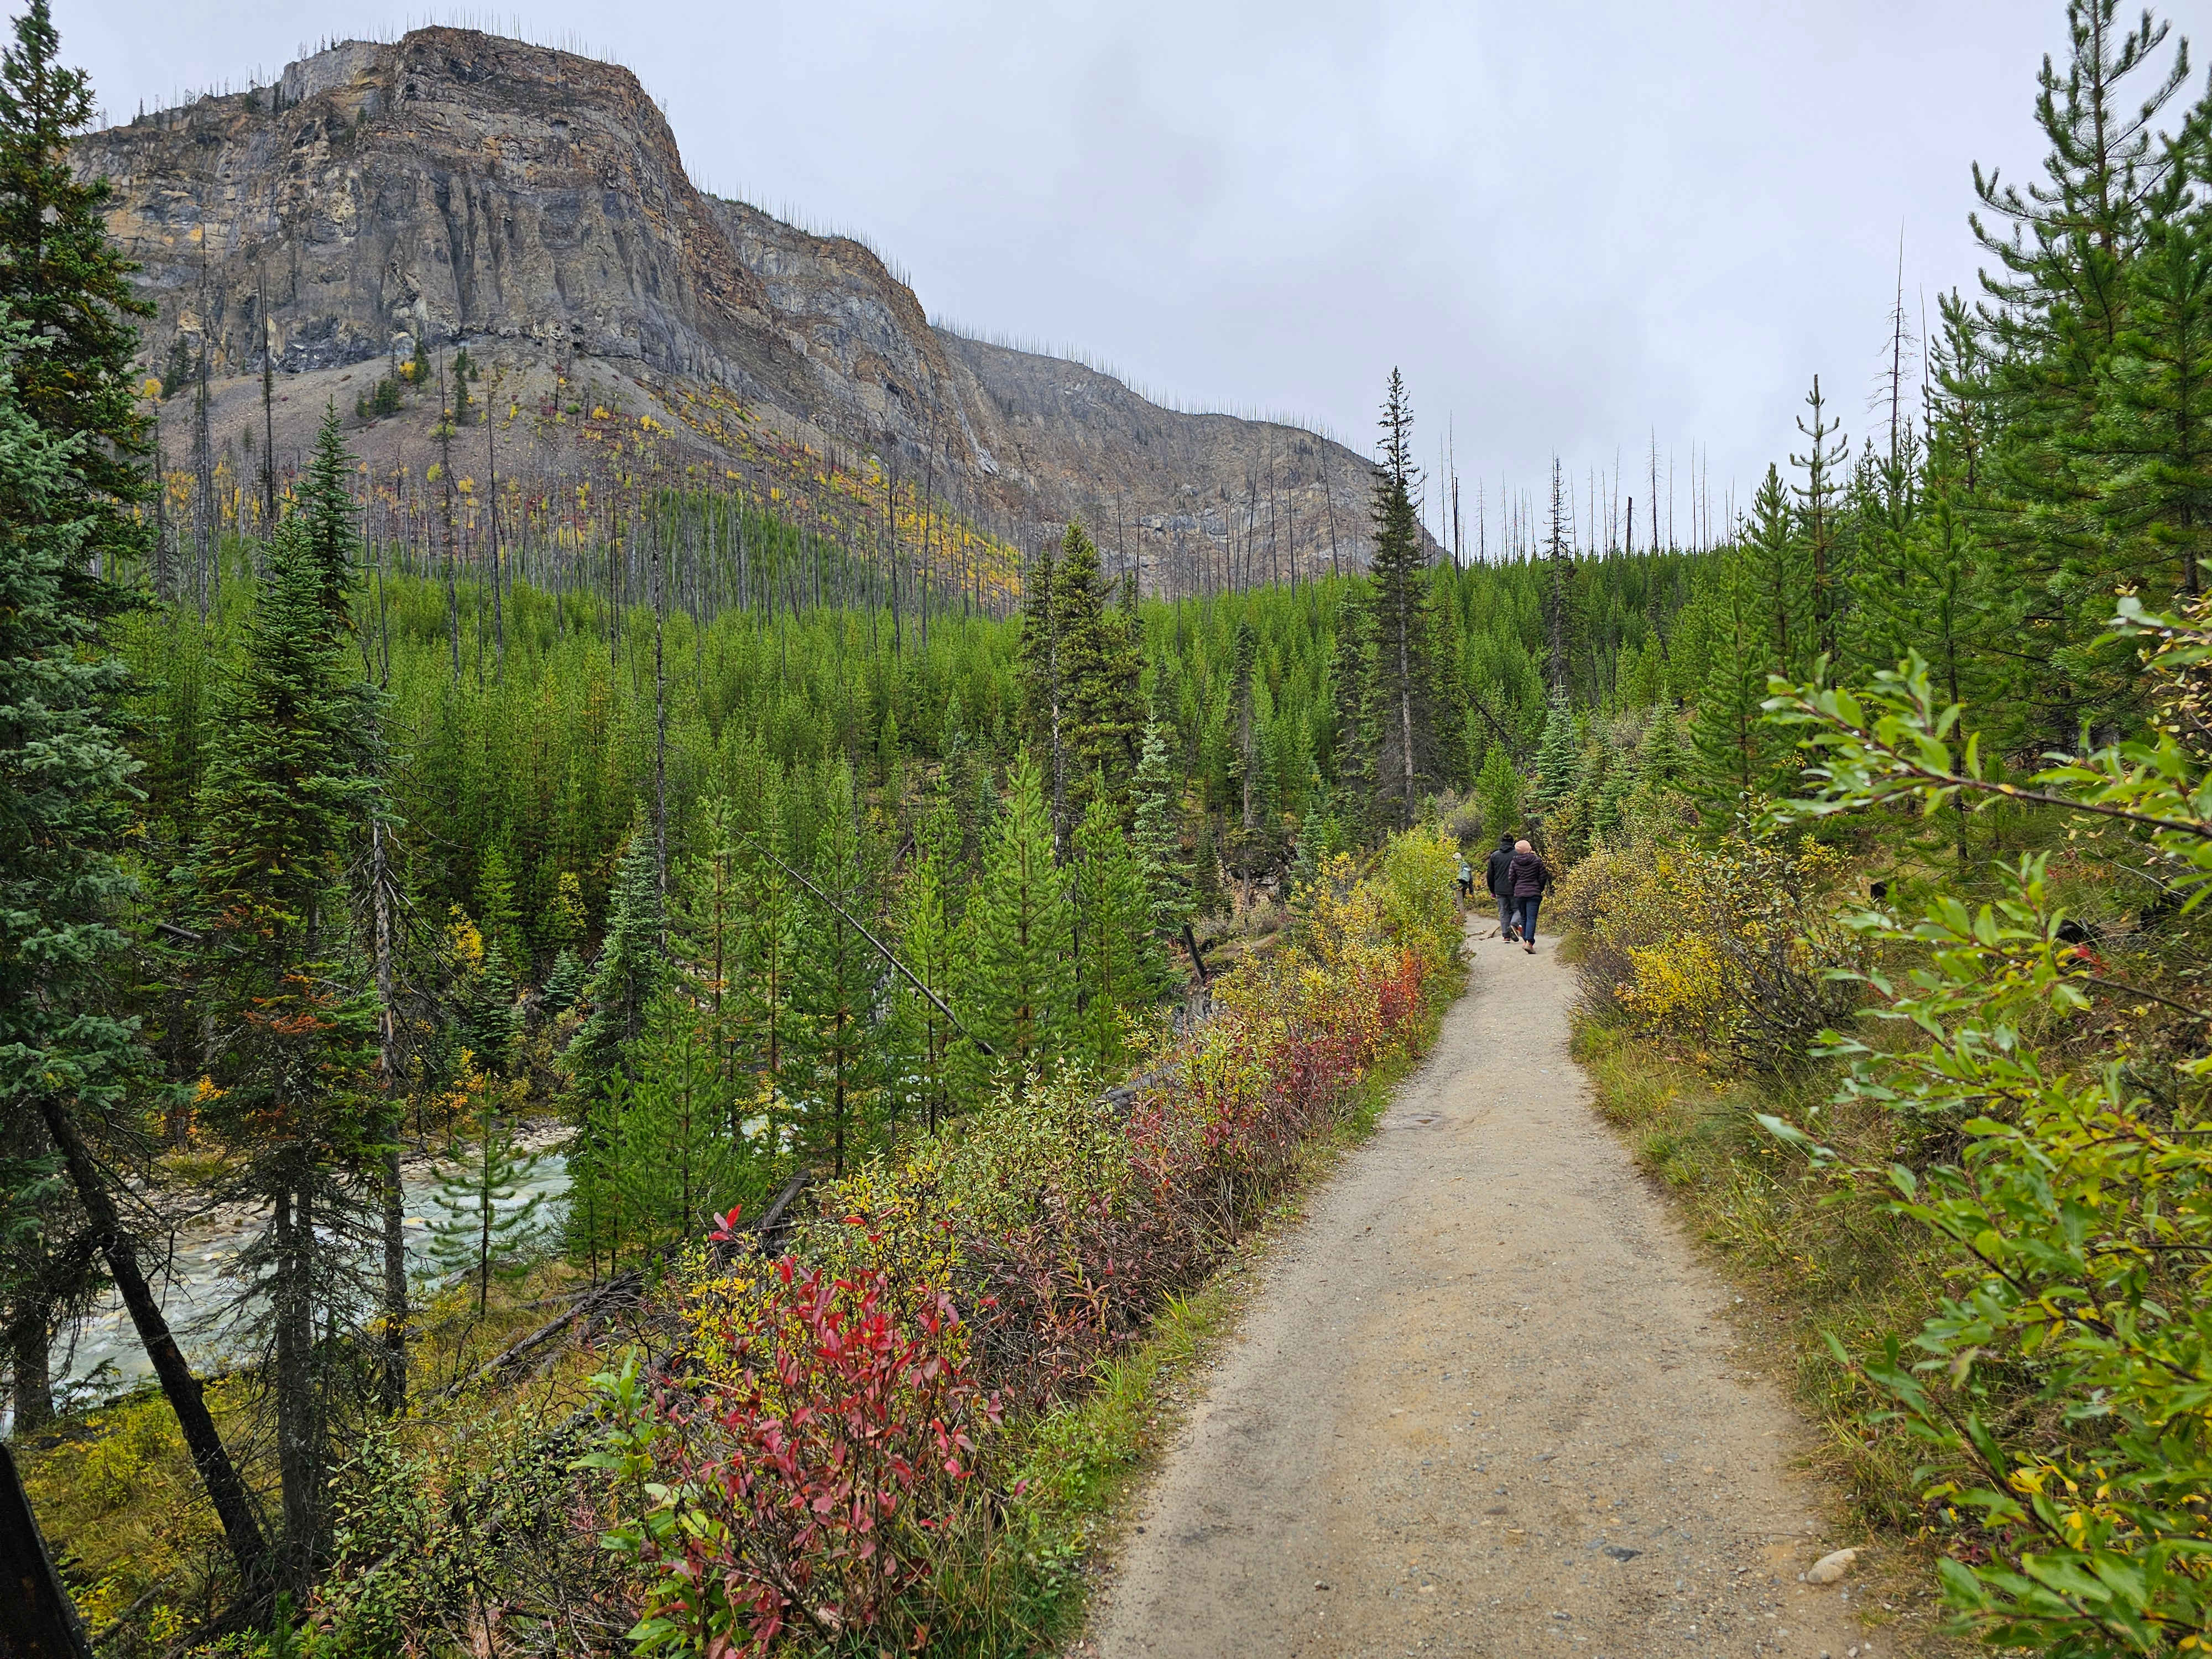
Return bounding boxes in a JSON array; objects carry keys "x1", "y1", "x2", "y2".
[
  {"x1": 592, "y1": 831, "x2": 1459, "y2": 1652},
  {"x1": 1557, "y1": 827, "x2": 1862, "y2": 1072},
  {"x1": 591, "y1": 1259, "x2": 997, "y2": 1658}
]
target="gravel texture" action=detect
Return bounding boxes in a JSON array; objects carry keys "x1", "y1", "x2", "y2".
[{"x1": 1087, "y1": 930, "x2": 1895, "y2": 1658}]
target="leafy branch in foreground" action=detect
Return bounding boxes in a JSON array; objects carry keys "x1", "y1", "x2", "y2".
[{"x1": 1759, "y1": 608, "x2": 2212, "y2": 1656}]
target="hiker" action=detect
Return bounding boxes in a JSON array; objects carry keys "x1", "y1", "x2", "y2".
[
  {"x1": 1484, "y1": 832, "x2": 1519, "y2": 941},
  {"x1": 1507, "y1": 838, "x2": 1552, "y2": 954},
  {"x1": 1456, "y1": 854, "x2": 1475, "y2": 905}
]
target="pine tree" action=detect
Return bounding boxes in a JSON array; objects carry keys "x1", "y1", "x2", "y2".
[
  {"x1": 1741, "y1": 465, "x2": 1813, "y2": 682},
  {"x1": 1017, "y1": 544, "x2": 1065, "y2": 843},
  {"x1": 961, "y1": 749, "x2": 1074, "y2": 1087},
  {"x1": 734, "y1": 779, "x2": 800, "y2": 1125},
  {"x1": 1689, "y1": 542, "x2": 1782, "y2": 822},
  {"x1": 1073, "y1": 787, "x2": 1161, "y2": 1074},
  {"x1": 1369, "y1": 371, "x2": 1437, "y2": 827},
  {"x1": 2098, "y1": 188, "x2": 2212, "y2": 597},
  {"x1": 1058, "y1": 523, "x2": 1145, "y2": 823},
  {"x1": 566, "y1": 820, "x2": 665, "y2": 1102},
  {"x1": 298, "y1": 403, "x2": 359, "y2": 625},
  {"x1": 1544, "y1": 457, "x2": 1577, "y2": 693},
  {"x1": 191, "y1": 516, "x2": 383, "y2": 1592},
  {"x1": 615, "y1": 983, "x2": 752, "y2": 1256},
  {"x1": 0, "y1": 0, "x2": 152, "y2": 582},
  {"x1": 1130, "y1": 721, "x2": 1193, "y2": 970},
  {"x1": 671, "y1": 797, "x2": 746, "y2": 1130},
  {"x1": 1791, "y1": 376, "x2": 1850, "y2": 660},
  {"x1": 1476, "y1": 741, "x2": 1521, "y2": 843},
  {"x1": 1328, "y1": 585, "x2": 1378, "y2": 843},
  {"x1": 1532, "y1": 690, "x2": 1581, "y2": 820},
  {"x1": 1962, "y1": 2, "x2": 2193, "y2": 739},
  {"x1": 458, "y1": 942, "x2": 521, "y2": 1077},
  {"x1": 791, "y1": 762, "x2": 884, "y2": 1176},
  {"x1": 891, "y1": 804, "x2": 960, "y2": 1132},
  {"x1": 473, "y1": 842, "x2": 524, "y2": 977},
  {"x1": 426, "y1": 1067, "x2": 544, "y2": 1316}
]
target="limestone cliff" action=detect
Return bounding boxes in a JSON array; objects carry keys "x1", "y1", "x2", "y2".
[{"x1": 80, "y1": 27, "x2": 1377, "y2": 584}]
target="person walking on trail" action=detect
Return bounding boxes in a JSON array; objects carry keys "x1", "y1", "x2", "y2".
[
  {"x1": 1484, "y1": 833, "x2": 1519, "y2": 942},
  {"x1": 1507, "y1": 838, "x2": 1552, "y2": 954},
  {"x1": 1456, "y1": 854, "x2": 1475, "y2": 905}
]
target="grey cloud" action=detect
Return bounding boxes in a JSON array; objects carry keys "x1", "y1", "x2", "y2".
[{"x1": 76, "y1": 0, "x2": 2212, "y2": 541}]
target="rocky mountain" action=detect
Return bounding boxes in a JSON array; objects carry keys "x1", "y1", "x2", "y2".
[{"x1": 79, "y1": 27, "x2": 1378, "y2": 587}]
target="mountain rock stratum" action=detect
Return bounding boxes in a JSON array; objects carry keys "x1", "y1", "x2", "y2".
[{"x1": 81, "y1": 28, "x2": 1375, "y2": 584}]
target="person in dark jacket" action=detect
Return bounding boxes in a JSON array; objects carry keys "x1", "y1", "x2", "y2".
[
  {"x1": 1484, "y1": 833, "x2": 1519, "y2": 941},
  {"x1": 1507, "y1": 838, "x2": 1552, "y2": 954}
]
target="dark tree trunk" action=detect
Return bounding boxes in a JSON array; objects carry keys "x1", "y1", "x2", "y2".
[{"x1": 33, "y1": 1094, "x2": 269, "y2": 1587}]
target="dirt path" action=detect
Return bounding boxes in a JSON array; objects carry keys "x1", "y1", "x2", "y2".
[{"x1": 1087, "y1": 928, "x2": 1893, "y2": 1659}]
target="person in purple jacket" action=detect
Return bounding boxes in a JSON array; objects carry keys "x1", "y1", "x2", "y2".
[{"x1": 1507, "y1": 839, "x2": 1552, "y2": 954}]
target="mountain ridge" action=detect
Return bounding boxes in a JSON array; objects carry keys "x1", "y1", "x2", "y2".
[{"x1": 79, "y1": 27, "x2": 1379, "y2": 587}]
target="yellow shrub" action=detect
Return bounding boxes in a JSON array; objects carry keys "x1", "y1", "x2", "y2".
[{"x1": 1379, "y1": 826, "x2": 1463, "y2": 972}]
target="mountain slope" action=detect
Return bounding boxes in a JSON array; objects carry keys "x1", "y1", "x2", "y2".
[{"x1": 80, "y1": 27, "x2": 1376, "y2": 585}]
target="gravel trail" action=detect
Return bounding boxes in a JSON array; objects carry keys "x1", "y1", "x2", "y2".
[{"x1": 1087, "y1": 929, "x2": 1891, "y2": 1659}]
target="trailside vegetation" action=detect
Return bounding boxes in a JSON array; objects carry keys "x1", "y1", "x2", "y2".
[
  {"x1": 2, "y1": 6, "x2": 1702, "y2": 1649},
  {"x1": 1553, "y1": 7, "x2": 2212, "y2": 1654}
]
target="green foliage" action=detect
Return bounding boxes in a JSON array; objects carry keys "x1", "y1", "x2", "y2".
[
  {"x1": 791, "y1": 761, "x2": 886, "y2": 1177},
  {"x1": 0, "y1": 0, "x2": 150, "y2": 577},
  {"x1": 1073, "y1": 787, "x2": 1162, "y2": 1071},
  {"x1": 1365, "y1": 369, "x2": 1438, "y2": 827},
  {"x1": 567, "y1": 821, "x2": 665, "y2": 1102},
  {"x1": 1532, "y1": 688, "x2": 1580, "y2": 820},
  {"x1": 425, "y1": 1066, "x2": 545, "y2": 1315},
  {"x1": 1754, "y1": 601, "x2": 2212, "y2": 1651},
  {"x1": 458, "y1": 943, "x2": 521, "y2": 1077},
  {"x1": 0, "y1": 305, "x2": 137, "y2": 1433},
  {"x1": 961, "y1": 749, "x2": 1075, "y2": 1086}
]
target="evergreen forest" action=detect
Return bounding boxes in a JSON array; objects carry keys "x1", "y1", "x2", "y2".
[{"x1": 15, "y1": 1, "x2": 2212, "y2": 1656}]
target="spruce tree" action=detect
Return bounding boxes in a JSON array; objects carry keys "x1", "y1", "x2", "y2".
[
  {"x1": 1368, "y1": 370, "x2": 1437, "y2": 827},
  {"x1": 0, "y1": 0, "x2": 152, "y2": 582},
  {"x1": 298, "y1": 403, "x2": 359, "y2": 625},
  {"x1": 961, "y1": 749, "x2": 1074, "y2": 1087},
  {"x1": 791, "y1": 763, "x2": 884, "y2": 1176},
  {"x1": 566, "y1": 820, "x2": 665, "y2": 1101},
  {"x1": 0, "y1": 314, "x2": 135, "y2": 1431},
  {"x1": 541, "y1": 948, "x2": 588, "y2": 1019},
  {"x1": 1130, "y1": 721, "x2": 1193, "y2": 970},
  {"x1": 1057, "y1": 523, "x2": 1145, "y2": 823},
  {"x1": 458, "y1": 942, "x2": 521, "y2": 1077},
  {"x1": 191, "y1": 517, "x2": 383, "y2": 1592},
  {"x1": 891, "y1": 804, "x2": 960, "y2": 1132},
  {"x1": 1073, "y1": 787, "x2": 1161, "y2": 1074},
  {"x1": 1532, "y1": 690, "x2": 1581, "y2": 820}
]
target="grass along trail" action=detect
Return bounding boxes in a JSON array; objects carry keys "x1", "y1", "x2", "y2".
[{"x1": 1084, "y1": 924, "x2": 1897, "y2": 1659}]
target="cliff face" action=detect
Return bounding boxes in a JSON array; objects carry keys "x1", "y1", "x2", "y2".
[{"x1": 80, "y1": 27, "x2": 1375, "y2": 579}]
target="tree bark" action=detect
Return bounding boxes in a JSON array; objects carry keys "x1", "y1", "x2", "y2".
[
  {"x1": 33, "y1": 1094, "x2": 269, "y2": 1586},
  {"x1": 372, "y1": 820, "x2": 408, "y2": 1415}
]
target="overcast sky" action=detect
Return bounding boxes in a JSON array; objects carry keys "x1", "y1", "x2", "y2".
[{"x1": 76, "y1": 0, "x2": 2212, "y2": 549}]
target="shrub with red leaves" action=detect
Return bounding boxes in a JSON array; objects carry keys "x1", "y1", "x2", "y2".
[{"x1": 589, "y1": 1260, "x2": 999, "y2": 1658}]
